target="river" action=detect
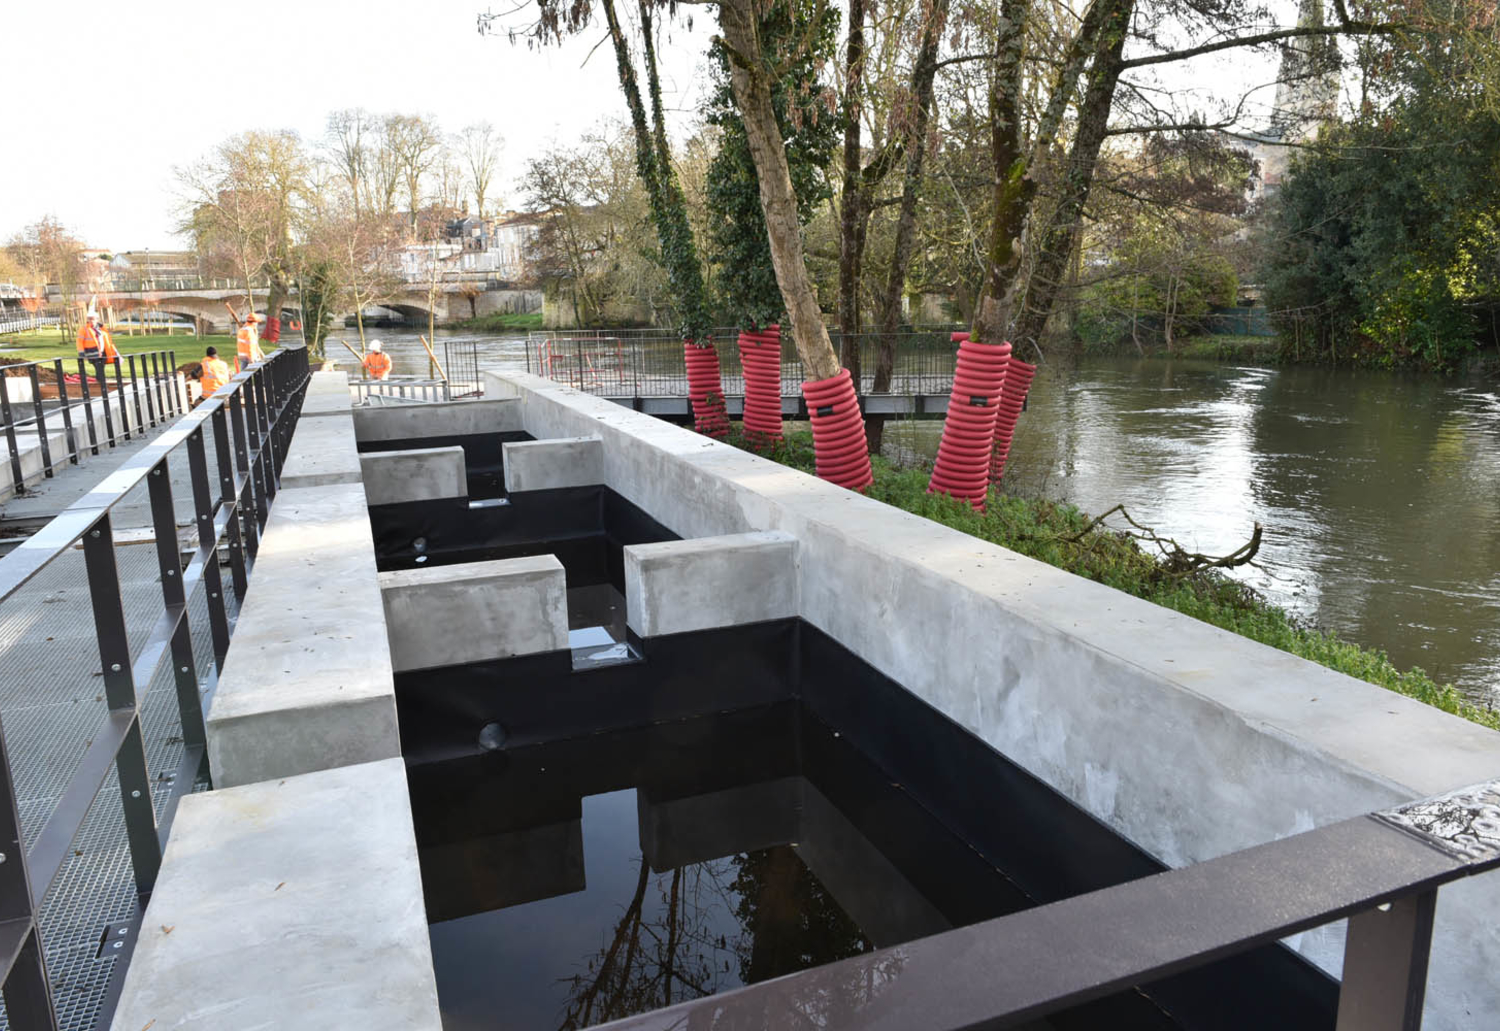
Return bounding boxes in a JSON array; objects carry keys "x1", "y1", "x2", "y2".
[{"x1": 340, "y1": 332, "x2": 1500, "y2": 707}]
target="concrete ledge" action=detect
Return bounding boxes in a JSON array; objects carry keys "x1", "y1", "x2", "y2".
[
  {"x1": 360, "y1": 446, "x2": 467, "y2": 506},
  {"x1": 624, "y1": 531, "x2": 798, "y2": 637},
  {"x1": 502, "y1": 435, "x2": 603, "y2": 492},
  {"x1": 109, "y1": 758, "x2": 442, "y2": 1031},
  {"x1": 301, "y1": 372, "x2": 353, "y2": 418},
  {"x1": 353, "y1": 397, "x2": 522, "y2": 442},
  {"x1": 280, "y1": 412, "x2": 361, "y2": 489},
  {"x1": 207, "y1": 482, "x2": 398, "y2": 787},
  {"x1": 379, "y1": 554, "x2": 569, "y2": 672}
]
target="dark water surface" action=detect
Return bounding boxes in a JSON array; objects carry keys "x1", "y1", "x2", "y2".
[{"x1": 886, "y1": 358, "x2": 1500, "y2": 704}]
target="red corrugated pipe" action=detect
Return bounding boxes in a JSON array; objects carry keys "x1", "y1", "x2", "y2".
[
  {"x1": 683, "y1": 340, "x2": 729, "y2": 438},
  {"x1": 928, "y1": 331, "x2": 1011, "y2": 510},
  {"x1": 803, "y1": 367, "x2": 873, "y2": 491},
  {"x1": 989, "y1": 358, "x2": 1036, "y2": 484},
  {"x1": 739, "y1": 325, "x2": 784, "y2": 446}
]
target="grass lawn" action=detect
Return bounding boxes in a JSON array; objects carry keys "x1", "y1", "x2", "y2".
[
  {"x1": 0, "y1": 329, "x2": 243, "y2": 367},
  {"x1": 450, "y1": 312, "x2": 544, "y2": 331}
]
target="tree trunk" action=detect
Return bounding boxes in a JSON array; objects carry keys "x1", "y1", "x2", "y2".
[
  {"x1": 837, "y1": 0, "x2": 867, "y2": 386},
  {"x1": 1010, "y1": 0, "x2": 1134, "y2": 352},
  {"x1": 869, "y1": 0, "x2": 950, "y2": 452},
  {"x1": 718, "y1": 0, "x2": 841, "y2": 382},
  {"x1": 972, "y1": 0, "x2": 1034, "y2": 347}
]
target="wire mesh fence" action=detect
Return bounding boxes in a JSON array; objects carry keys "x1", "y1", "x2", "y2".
[{"x1": 524, "y1": 326, "x2": 964, "y2": 398}]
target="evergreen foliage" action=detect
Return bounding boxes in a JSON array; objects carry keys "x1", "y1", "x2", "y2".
[{"x1": 704, "y1": 0, "x2": 842, "y2": 329}]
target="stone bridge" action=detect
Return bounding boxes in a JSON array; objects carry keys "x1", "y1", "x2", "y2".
[{"x1": 75, "y1": 280, "x2": 541, "y2": 332}]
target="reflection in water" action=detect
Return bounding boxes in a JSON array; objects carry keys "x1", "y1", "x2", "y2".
[{"x1": 886, "y1": 358, "x2": 1500, "y2": 704}]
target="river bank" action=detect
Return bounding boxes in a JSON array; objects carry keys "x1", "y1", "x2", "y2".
[
  {"x1": 738, "y1": 427, "x2": 1499, "y2": 731},
  {"x1": 1078, "y1": 332, "x2": 1500, "y2": 375}
]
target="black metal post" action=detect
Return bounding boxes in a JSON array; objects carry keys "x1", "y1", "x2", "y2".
[
  {"x1": 76, "y1": 358, "x2": 100, "y2": 456},
  {"x1": 113, "y1": 359, "x2": 129, "y2": 441},
  {"x1": 138, "y1": 354, "x2": 157, "y2": 427},
  {"x1": 127, "y1": 355, "x2": 145, "y2": 431},
  {"x1": 169, "y1": 350, "x2": 179, "y2": 416},
  {"x1": 0, "y1": 715, "x2": 59, "y2": 1030},
  {"x1": 80, "y1": 514, "x2": 163, "y2": 896},
  {"x1": 0, "y1": 376, "x2": 25, "y2": 492},
  {"x1": 25, "y1": 365, "x2": 52, "y2": 478},
  {"x1": 1336, "y1": 891, "x2": 1438, "y2": 1031},
  {"x1": 186, "y1": 426, "x2": 232, "y2": 666},
  {"x1": 146, "y1": 458, "x2": 207, "y2": 756},
  {"x1": 51, "y1": 359, "x2": 78, "y2": 466},
  {"x1": 210, "y1": 404, "x2": 249, "y2": 600}
]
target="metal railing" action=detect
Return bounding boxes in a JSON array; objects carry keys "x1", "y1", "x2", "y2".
[
  {"x1": 524, "y1": 327, "x2": 965, "y2": 400},
  {"x1": 351, "y1": 377, "x2": 452, "y2": 404},
  {"x1": 0, "y1": 315, "x2": 59, "y2": 336},
  {"x1": 603, "y1": 780, "x2": 1500, "y2": 1030},
  {"x1": 0, "y1": 345, "x2": 309, "y2": 1029},
  {"x1": 1, "y1": 350, "x2": 186, "y2": 496}
]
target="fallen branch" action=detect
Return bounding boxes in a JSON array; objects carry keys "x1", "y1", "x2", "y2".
[{"x1": 1064, "y1": 503, "x2": 1262, "y2": 577}]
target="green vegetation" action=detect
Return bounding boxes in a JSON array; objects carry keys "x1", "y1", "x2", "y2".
[
  {"x1": 738, "y1": 428, "x2": 1499, "y2": 732},
  {"x1": 1260, "y1": 31, "x2": 1500, "y2": 370},
  {"x1": 0, "y1": 329, "x2": 239, "y2": 366},
  {"x1": 1081, "y1": 333, "x2": 1281, "y2": 363},
  {"x1": 451, "y1": 312, "x2": 544, "y2": 332}
]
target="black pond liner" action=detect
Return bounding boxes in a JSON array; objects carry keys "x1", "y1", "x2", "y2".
[{"x1": 367, "y1": 446, "x2": 1338, "y2": 1031}]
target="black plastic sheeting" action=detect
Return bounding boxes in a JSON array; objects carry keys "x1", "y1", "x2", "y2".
[{"x1": 397, "y1": 620, "x2": 1339, "y2": 1031}]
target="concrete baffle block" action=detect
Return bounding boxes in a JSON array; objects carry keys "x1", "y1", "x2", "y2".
[
  {"x1": 502, "y1": 435, "x2": 603, "y2": 492},
  {"x1": 109, "y1": 758, "x2": 442, "y2": 1031},
  {"x1": 379, "y1": 554, "x2": 570, "y2": 672},
  {"x1": 624, "y1": 531, "x2": 799, "y2": 637},
  {"x1": 280, "y1": 412, "x2": 361, "y2": 489},
  {"x1": 206, "y1": 483, "x2": 399, "y2": 788},
  {"x1": 300, "y1": 371, "x2": 353, "y2": 417},
  {"x1": 359, "y1": 446, "x2": 468, "y2": 506},
  {"x1": 353, "y1": 398, "x2": 523, "y2": 443}
]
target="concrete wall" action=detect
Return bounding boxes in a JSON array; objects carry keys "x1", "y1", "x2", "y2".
[
  {"x1": 624, "y1": 531, "x2": 798, "y2": 637},
  {"x1": 110, "y1": 759, "x2": 442, "y2": 1031},
  {"x1": 502, "y1": 436, "x2": 602, "y2": 492},
  {"x1": 280, "y1": 410, "x2": 362, "y2": 490},
  {"x1": 484, "y1": 370, "x2": 1500, "y2": 1029},
  {"x1": 360, "y1": 446, "x2": 467, "y2": 507},
  {"x1": 205, "y1": 482, "x2": 399, "y2": 787},
  {"x1": 352, "y1": 398, "x2": 521, "y2": 442},
  {"x1": 378, "y1": 555, "x2": 569, "y2": 672}
]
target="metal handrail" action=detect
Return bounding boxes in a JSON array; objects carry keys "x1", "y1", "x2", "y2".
[
  {"x1": 601, "y1": 781, "x2": 1500, "y2": 1030},
  {"x1": 0, "y1": 345, "x2": 310, "y2": 1029},
  {"x1": 0, "y1": 349, "x2": 185, "y2": 495}
]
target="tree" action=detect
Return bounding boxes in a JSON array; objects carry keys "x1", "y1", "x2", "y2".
[
  {"x1": 459, "y1": 122, "x2": 503, "y2": 218},
  {"x1": 386, "y1": 114, "x2": 444, "y2": 225},
  {"x1": 716, "y1": 0, "x2": 844, "y2": 380},
  {"x1": 325, "y1": 108, "x2": 373, "y2": 219},
  {"x1": 6, "y1": 216, "x2": 85, "y2": 329},
  {"x1": 177, "y1": 130, "x2": 311, "y2": 331}
]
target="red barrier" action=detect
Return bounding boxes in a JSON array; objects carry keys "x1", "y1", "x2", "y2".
[
  {"x1": 739, "y1": 325, "x2": 784, "y2": 446},
  {"x1": 684, "y1": 341, "x2": 729, "y2": 438},
  {"x1": 803, "y1": 367, "x2": 873, "y2": 491},
  {"x1": 928, "y1": 331, "x2": 1011, "y2": 510},
  {"x1": 989, "y1": 357, "x2": 1036, "y2": 484}
]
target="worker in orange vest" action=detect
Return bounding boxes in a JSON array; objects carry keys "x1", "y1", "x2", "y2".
[
  {"x1": 236, "y1": 312, "x2": 265, "y2": 371},
  {"x1": 199, "y1": 346, "x2": 230, "y2": 402},
  {"x1": 362, "y1": 340, "x2": 392, "y2": 380},
  {"x1": 76, "y1": 312, "x2": 119, "y2": 365}
]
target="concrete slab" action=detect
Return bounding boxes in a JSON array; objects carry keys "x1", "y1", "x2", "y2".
[
  {"x1": 306, "y1": 370, "x2": 351, "y2": 396},
  {"x1": 360, "y1": 446, "x2": 467, "y2": 507},
  {"x1": 280, "y1": 412, "x2": 361, "y2": 489},
  {"x1": 206, "y1": 482, "x2": 398, "y2": 787},
  {"x1": 379, "y1": 554, "x2": 568, "y2": 672},
  {"x1": 353, "y1": 397, "x2": 522, "y2": 442},
  {"x1": 109, "y1": 758, "x2": 442, "y2": 1031},
  {"x1": 485, "y1": 369, "x2": 1500, "y2": 1029},
  {"x1": 502, "y1": 435, "x2": 603, "y2": 492},
  {"x1": 624, "y1": 531, "x2": 798, "y2": 636}
]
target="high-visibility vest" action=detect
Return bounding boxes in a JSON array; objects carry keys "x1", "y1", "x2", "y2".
[
  {"x1": 363, "y1": 352, "x2": 392, "y2": 380},
  {"x1": 76, "y1": 325, "x2": 103, "y2": 358},
  {"x1": 99, "y1": 329, "x2": 118, "y2": 362},
  {"x1": 200, "y1": 357, "x2": 230, "y2": 397},
  {"x1": 236, "y1": 325, "x2": 264, "y2": 369}
]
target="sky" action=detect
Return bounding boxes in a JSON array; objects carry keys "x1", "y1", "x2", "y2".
[
  {"x1": 1, "y1": 0, "x2": 716, "y2": 250},
  {"x1": 0, "y1": 0, "x2": 1297, "y2": 253}
]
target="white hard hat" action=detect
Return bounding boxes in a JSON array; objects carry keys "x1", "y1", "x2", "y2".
[
  {"x1": 368, "y1": 341, "x2": 382, "y2": 352},
  {"x1": 86, "y1": 311, "x2": 98, "y2": 321}
]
